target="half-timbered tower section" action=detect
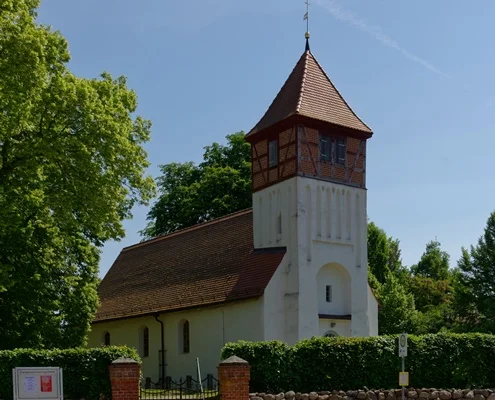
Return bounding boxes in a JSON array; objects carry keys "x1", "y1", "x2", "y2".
[{"x1": 247, "y1": 50, "x2": 372, "y2": 192}]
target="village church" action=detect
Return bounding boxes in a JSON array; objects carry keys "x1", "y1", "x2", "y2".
[{"x1": 87, "y1": 37, "x2": 379, "y2": 383}]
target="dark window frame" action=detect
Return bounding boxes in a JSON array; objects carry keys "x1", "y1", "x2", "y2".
[
  {"x1": 143, "y1": 326, "x2": 149, "y2": 357},
  {"x1": 336, "y1": 138, "x2": 346, "y2": 165},
  {"x1": 104, "y1": 331, "x2": 110, "y2": 346},
  {"x1": 325, "y1": 285, "x2": 332, "y2": 303},
  {"x1": 268, "y1": 140, "x2": 278, "y2": 168},
  {"x1": 318, "y1": 132, "x2": 347, "y2": 165},
  {"x1": 319, "y1": 134, "x2": 332, "y2": 162},
  {"x1": 182, "y1": 320, "x2": 190, "y2": 354},
  {"x1": 277, "y1": 213, "x2": 282, "y2": 235}
]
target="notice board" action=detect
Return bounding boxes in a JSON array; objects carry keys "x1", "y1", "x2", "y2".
[{"x1": 12, "y1": 367, "x2": 63, "y2": 400}]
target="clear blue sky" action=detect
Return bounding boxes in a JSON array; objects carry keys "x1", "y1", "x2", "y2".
[{"x1": 38, "y1": 0, "x2": 495, "y2": 278}]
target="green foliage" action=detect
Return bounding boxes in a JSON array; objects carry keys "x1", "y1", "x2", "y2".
[
  {"x1": 413, "y1": 303, "x2": 455, "y2": 334},
  {"x1": 377, "y1": 273, "x2": 417, "y2": 335},
  {"x1": 221, "y1": 341, "x2": 290, "y2": 393},
  {"x1": 289, "y1": 336, "x2": 399, "y2": 392},
  {"x1": 411, "y1": 240, "x2": 451, "y2": 280},
  {"x1": 221, "y1": 334, "x2": 495, "y2": 392},
  {"x1": 367, "y1": 222, "x2": 404, "y2": 284},
  {"x1": 405, "y1": 276, "x2": 455, "y2": 334},
  {"x1": 0, "y1": 1, "x2": 154, "y2": 348},
  {"x1": 367, "y1": 222, "x2": 391, "y2": 283},
  {"x1": 454, "y1": 211, "x2": 495, "y2": 333},
  {"x1": 406, "y1": 277, "x2": 453, "y2": 313},
  {"x1": 0, "y1": 346, "x2": 140, "y2": 400},
  {"x1": 143, "y1": 132, "x2": 251, "y2": 237},
  {"x1": 367, "y1": 222, "x2": 458, "y2": 335},
  {"x1": 367, "y1": 270, "x2": 382, "y2": 293}
]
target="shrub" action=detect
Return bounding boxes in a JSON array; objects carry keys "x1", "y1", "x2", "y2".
[
  {"x1": 221, "y1": 340, "x2": 290, "y2": 393},
  {"x1": 221, "y1": 333, "x2": 495, "y2": 392},
  {"x1": 0, "y1": 346, "x2": 140, "y2": 400}
]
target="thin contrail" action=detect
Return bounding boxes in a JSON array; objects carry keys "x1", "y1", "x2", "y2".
[{"x1": 314, "y1": 0, "x2": 451, "y2": 79}]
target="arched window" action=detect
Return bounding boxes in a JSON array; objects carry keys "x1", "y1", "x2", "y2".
[
  {"x1": 143, "y1": 327, "x2": 149, "y2": 357},
  {"x1": 178, "y1": 320, "x2": 190, "y2": 354},
  {"x1": 324, "y1": 330, "x2": 338, "y2": 338},
  {"x1": 183, "y1": 321, "x2": 190, "y2": 353},
  {"x1": 104, "y1": 331, "x2": 110, "y2": 346}
]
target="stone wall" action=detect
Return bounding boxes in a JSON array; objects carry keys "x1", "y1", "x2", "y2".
[{"x1": 250, "y1": 389, "x2": 495, "y2": 400}]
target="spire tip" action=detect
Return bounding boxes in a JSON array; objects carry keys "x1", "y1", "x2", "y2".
[{"x1": 303, "y1": 1, "x2": 311, "y2": 51}]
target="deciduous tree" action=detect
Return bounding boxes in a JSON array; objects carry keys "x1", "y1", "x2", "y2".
[
  {"x1": 411, "y1": 240, "x2": 450, "y2": 280},
  {"x1": 367, "y1": 222, "x2": 404, "y2": 284},
  {"x1": 143, "y1": 131, "x2": 250, "y2": 237},
  {"x1": 454, "y1": 211, "x2": 495, "y2": 332},
  {"x1": 0, "y1": 0, "x2": 154, "y2": 348},
  {"x1": 377, "y1": 272, "x2": 417, "y2": 335}
]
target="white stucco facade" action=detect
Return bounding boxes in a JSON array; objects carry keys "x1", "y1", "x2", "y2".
[
  {"x1": 253, "y1": 175, "x2": 378, "y2": 342},
  {"x1": 88, "y1": 298, "x2": 264, "y2": 382}
]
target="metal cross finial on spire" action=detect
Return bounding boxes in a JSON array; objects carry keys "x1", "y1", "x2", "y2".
[{"x1": 303, "y1": 0, "x2": 311, "y2": 51}]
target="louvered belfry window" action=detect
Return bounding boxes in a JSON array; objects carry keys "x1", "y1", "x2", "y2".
[{"x1": 319, "y1": 133, "x2": 346, "y2": 165}]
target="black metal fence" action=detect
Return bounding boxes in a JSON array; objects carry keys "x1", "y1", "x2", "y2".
[{"x1": 140, "y1": 375, "x2": 219, "y2": 400}]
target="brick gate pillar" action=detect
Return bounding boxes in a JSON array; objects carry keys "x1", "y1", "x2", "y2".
[
  {"x1": 109, "y1": 357, "x2": 140, "y2": 400},
  {"x1": 218, "y1": 356, "x2": 251, "y2": 400}
]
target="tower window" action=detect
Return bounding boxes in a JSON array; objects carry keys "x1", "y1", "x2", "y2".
[
  {"x1": 318, "y1": 133, "x2": 346, "y2": 165},
  {"x1": 104, "y1": 331, "x2": 110, "y2": 346},
  {"x1": 325, "y1": 285, "x2": 332, "y2": 302},
  {"x1": 336, "y1": 139, "x2": 346, "y2": 165},
  {"x1": 269, "y1": 140, "x2": 278, "y2": 167},
  {"x1": 277, "y1": 213, "x2": 282, "y2": 235},
  {"x1": 319, "y1": 135, "x2": 331, "y2": 162}
]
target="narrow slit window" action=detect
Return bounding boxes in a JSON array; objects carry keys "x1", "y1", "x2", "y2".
[
  {"x1": 336, "y1": 139, "x2": 346, "y2": 165},
  {"x1": 182, "y1": 321, "x2": 190, "y2": 353},
  {"x1": 325, "y1": 285, "x2": 332, "y2": 303},
  {"x1": 143, "y1": 327, "x2": 149, "y2": 357},
  {"x1": 104, "y1": 332, "x2": 110, "y2": 346},
  {"x1": 269, "y1": 140, "x2": 278, "y2": 167},
  {"x1": 277, "y1": 213, "x2": 282, "y2": 235}
]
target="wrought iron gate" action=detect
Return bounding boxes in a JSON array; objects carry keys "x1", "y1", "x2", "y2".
[{"x1": 140, "y1": 375, "x2": 219, "y2": 400}]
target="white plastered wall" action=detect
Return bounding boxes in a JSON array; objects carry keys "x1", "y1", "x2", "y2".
[
  {"x1": 318, "y1": 319, "x2": 352, "y2": 337},
  {"x1": 254, "y1": 175, "x2": 378, "y2": 342},
  {"x1": 88, "y1": 298, "x2": 263, "y2": 381}
]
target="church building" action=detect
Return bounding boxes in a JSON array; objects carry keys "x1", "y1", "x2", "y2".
[{"x1": 87, "y1": 37, "x2": 379, "y2": 383}]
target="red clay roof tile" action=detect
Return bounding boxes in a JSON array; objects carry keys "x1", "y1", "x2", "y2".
[
  {"x1": 248, "y1": 50, "x2": 372, "y2": 136},
  {"x1": 94, "y1": 209, "x2": 285, "y2": 322}
]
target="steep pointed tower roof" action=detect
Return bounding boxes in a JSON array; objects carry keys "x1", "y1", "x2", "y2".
[{"x1": 247, "y1": 49, "x2": 372, "y2": 137}]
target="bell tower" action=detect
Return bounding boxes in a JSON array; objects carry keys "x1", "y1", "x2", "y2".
[{"x1": 246, "y1": 40, "x2": 378, "y2": 341}]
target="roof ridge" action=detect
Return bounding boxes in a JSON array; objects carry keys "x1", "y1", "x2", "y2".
[
  {"x1": 296, "y1": 51, "x2": 310, "y2": 114},
  {"x1": 308, "y1": 52, "x2": 372, "y2": 133},
  {"x1": 248, "y1": 51, "x2": 308, "y2": 135},
  {"x1": 124, "y1": 208, "x2": 253, "y2": 252}
]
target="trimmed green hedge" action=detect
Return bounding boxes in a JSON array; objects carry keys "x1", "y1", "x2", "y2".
[
  {"x1": 0, "y1": 346, "x2": 140, "y2": 400},
  {"x1": 221, "y1": 334, "x2": 495, "y2": 393}
]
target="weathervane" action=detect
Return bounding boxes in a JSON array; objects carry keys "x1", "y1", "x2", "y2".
[{"x1": 303, "y1": 0, "x2": 311, "y2": 51}]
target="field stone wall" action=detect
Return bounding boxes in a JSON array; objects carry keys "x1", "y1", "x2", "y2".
[{"x1": 250, "y1": 389, "x2": 495, "y2": 400}]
